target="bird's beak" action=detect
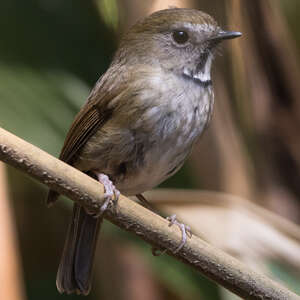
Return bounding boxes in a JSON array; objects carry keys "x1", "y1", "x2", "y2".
[{"x1": 211, "y1": 30, "x2": 242, "y2": 41}]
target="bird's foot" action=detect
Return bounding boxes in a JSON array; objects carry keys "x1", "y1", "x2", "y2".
[
  {"x1": 85, "y1": 173, "x2": 120, "y2": 218},
  {"x1": 98, "y1": 173, "x2": 120, "y2": 212},
  {"x1": 152, "y1": 214, "x2": 192, "y2": 256},
  {"x1": 167, "y1": 214, "x2": 192, "y2": 253}
]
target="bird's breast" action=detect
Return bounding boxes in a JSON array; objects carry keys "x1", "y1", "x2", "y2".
[{"x1": 118, "y1": 77, "x2": 214, "y2": 195}]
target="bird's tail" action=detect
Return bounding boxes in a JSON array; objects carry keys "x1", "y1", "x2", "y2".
[{"x1": 56, "y1": 203, "x2": 102, "y2": 295}]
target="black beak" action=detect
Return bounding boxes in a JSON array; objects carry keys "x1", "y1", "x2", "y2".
[{"x1": 211, "y1": 30, "x2": 242, "y2": 41}]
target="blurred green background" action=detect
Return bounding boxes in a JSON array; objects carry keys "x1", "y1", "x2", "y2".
[{"x1": 1, "y1": 0, "x2": 300, "y2": 299}]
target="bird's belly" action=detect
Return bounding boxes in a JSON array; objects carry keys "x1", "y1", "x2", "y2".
[
  {"x1": 116, "y1": 146, "x2": 188, "y2": 196},
  {"x1": 117, "y1": 96, "x2": 212, "y2": 195}
]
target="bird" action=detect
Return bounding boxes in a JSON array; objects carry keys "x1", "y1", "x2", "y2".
[{"x1": 47, "y1": 7, "x2": 241, "y2": 295}]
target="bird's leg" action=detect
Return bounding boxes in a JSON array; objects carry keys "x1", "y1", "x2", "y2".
[
  {"x1": 136, "y1": 194, "x2": 192, "y2": 255},
  {"x1": 97, "y1": 173, "x2": 120, "y2": 214},
  {"x1": 153, "y1": 214, "x2": 192, "y2": 256},
  {"x1": 166, "y1": 214, "x2": 192, "y2": 253},
  {"x1": 85, "y1": 173, "x2": 120, "y2": 218}
]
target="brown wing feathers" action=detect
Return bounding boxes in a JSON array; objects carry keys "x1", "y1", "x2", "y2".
[
  {"x1": 59, "y1": 106, "x2": 105, "y2": 164},
  {"x1": 46, "y1": 90, "x2": 112, "y2": 205},
  {"x1": 46, "y1": 104, "x2": 106, "y2": 206},
  {"x1": 46, "y1": 80, "x2": 125, "y2": 206}
]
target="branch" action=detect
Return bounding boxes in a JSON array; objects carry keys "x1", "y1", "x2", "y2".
[{"x1": 0, "y1": 127, "x2": 299, "y2": 300}]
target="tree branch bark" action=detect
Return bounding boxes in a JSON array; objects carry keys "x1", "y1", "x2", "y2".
[{"x1": 0, "y1": 127, "x2": 299, "y2": 300}]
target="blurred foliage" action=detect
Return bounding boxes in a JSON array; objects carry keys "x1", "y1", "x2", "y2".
[
  {"x1": 1, "y1": 0, "x2": 300, "y2": 300},
  {"x1": 0, "y1": 0, "x2": 116, "y2": 83},
  {"x1": 279, "y1": 0, "x2": 300, "y2": 45},
  {"x1": 269, "y1": 261, "x2": 300, "y2": 295},
  {"x1": 0, "y1": 65, "x2": 89, "y2": 156},
  {"x1": 96, "y1": 0, "x2": 119, "y2": 30}
]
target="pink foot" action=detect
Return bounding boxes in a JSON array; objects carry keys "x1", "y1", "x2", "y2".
[
  {"x1": 87, "y1": 173, "x2": 120, "y2": 218},
  {"x1": 152, "y1": 214, "x2": 192, "y2": 256},
  {"x1": 167, "y1": 214, "x2": 192, "y2": 253}
]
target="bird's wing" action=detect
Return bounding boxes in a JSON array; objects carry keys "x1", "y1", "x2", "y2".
[
  {"x1": 46, "y1": 81, "x2": 125, "y2": 205},
  {"x1": 58, "y1": 97, "x2": 110, "y2": 164}
]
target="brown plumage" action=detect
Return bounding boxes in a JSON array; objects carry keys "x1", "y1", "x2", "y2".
[{"x1": 47, "y1": 8, "x2": 241, "y2": 295}]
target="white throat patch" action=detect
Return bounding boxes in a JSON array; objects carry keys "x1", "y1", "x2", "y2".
[{"x1": 183, "y1": 54, "x2": 213, "y2": 84}]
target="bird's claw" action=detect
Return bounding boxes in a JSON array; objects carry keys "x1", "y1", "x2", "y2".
[
  {"x1": 167, "y1": 214, "x2": 192, "y2": 253},
  {"x1": 151, "y1": 214, "x2": 192, "y2": 256},
  {"x1": 85, "y1": 173, "x2": 120, "y2": 218}
]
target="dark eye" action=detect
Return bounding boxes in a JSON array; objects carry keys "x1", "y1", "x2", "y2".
[{"x1": 172, "y1": 30, "x2": 189, "y2": 44}]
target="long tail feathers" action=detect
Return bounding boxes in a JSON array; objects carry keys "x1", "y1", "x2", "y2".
[{"x1": 56, "y1": 204, "x2": 102, "y2": 295}]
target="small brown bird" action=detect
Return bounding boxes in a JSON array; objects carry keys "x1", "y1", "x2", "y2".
[{"x1": 47, "y1": 8, "x2": 241, "y2": 295}]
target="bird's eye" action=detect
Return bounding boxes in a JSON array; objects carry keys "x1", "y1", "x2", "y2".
[{"x1": 172, "y1": 30, "x2": 189, "y2": 44}]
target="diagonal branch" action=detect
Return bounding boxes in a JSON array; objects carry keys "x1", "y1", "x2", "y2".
[{"x1": 0, "y1": 127, "x2": 299, "y2": 300}]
